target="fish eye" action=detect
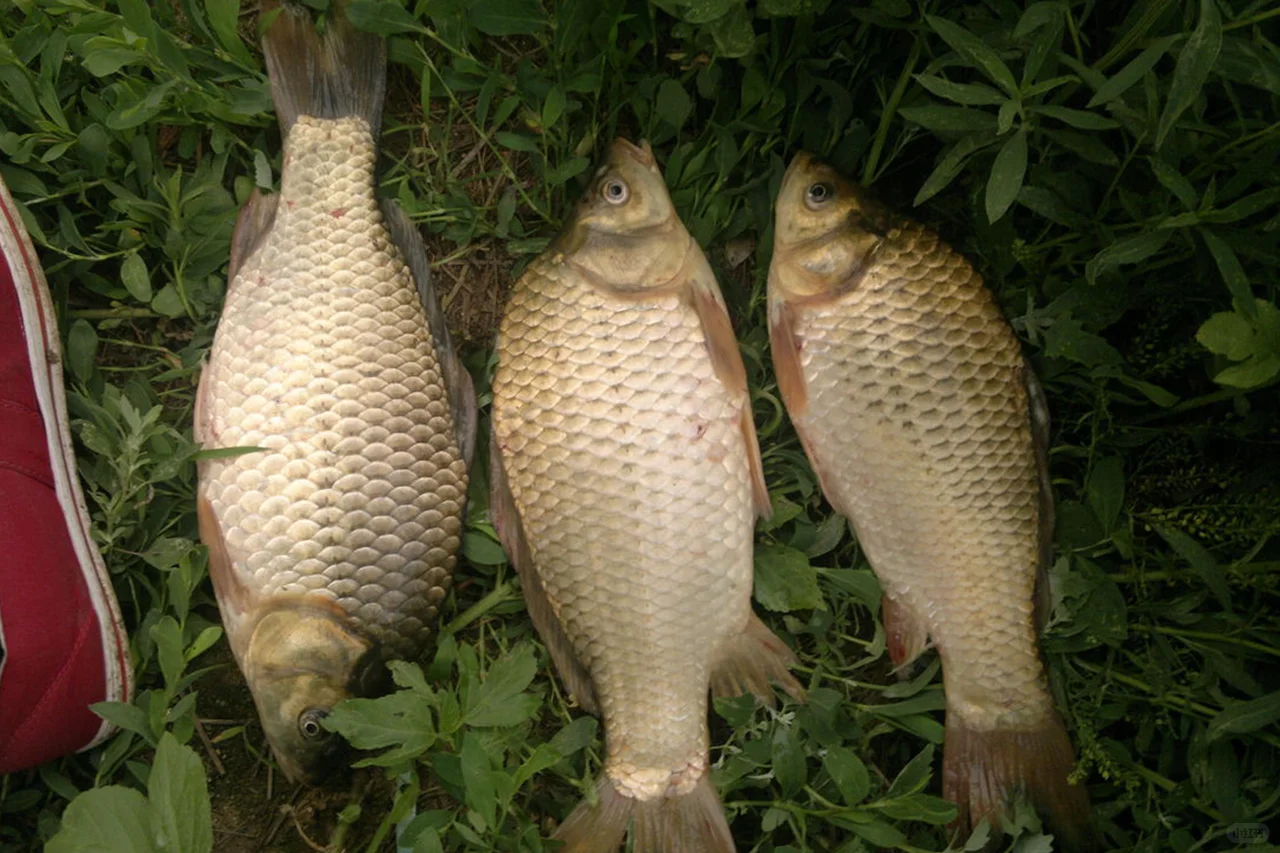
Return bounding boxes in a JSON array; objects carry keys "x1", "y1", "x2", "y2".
[
  {"x1": 601, "y1": 178, "x2": 629, "y2": 205},
  {"x1": 298, "y1": 708, "x2": 329, "y2": 741},
  {"x1": 805, "y1": 182, "x2": 835, "y2": 209}
]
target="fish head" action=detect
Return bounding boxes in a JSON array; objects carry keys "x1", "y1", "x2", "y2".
[
  {"x1": 556, "y1": 138, "x2": 691, "y2": 291},
  {"x1": 770, "y1": 151, "x2": 887, "y2": 302},
  {"x1": 241, "y1": 602, "x2": 389, "y2": 784}
]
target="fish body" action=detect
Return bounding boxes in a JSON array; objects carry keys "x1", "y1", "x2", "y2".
[
  {"x1": 767, "y1": 153, "x2": 1091, "y2": 848},
  {"x1": 195, "y1": 2, "x2": 475, "y2": 782},
  {"x1": 490, "y1": 139, "x2": 800, "y2": 853}
]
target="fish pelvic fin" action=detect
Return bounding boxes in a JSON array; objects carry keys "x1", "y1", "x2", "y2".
[
  {"x1": 261, "y1": 0, "x2": 386, "y2": 138},
  {"x1": 883, "y1": 593, "x2": 931, "y2": 672},
  {"x1": 943, "y1": 711, "x2": 1097, "y2": 852},
  {"x1": 554, "y1": 775, "x2": 735, "y2": 853},
  {"x1": 710, "y1": 612, "x2": 805, "y2": 706}
]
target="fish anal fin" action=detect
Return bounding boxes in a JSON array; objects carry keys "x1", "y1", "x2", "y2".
[
  {"x1": 942, "y1": 711, "x2": 1096, "y2": 852},
  {"x1": 687, "y1": 259, "x2": 770, "y2": 519},
  {"x1": 1024, "y1": 364, "x2": 1054, "y2": 634},
  {"x1": 711, "y1": 612, "x2": 804, "y2": 705},
  {"x1": 381, "y1": 199, "x2": 478, "y2": 466},
  {"x1": 261, "y1": 0, "x2": 386, "y2": 136},
  {"x1": 489, "y1": 427, "x2": 598, "y2": 714},
  {"x1": 555, "y1": 775, "x2": 733, "y2": 853},
  {"x1": 228, "y1": 189, "x2": 278, "y2": 288},
  {"x1": 883, "y1": 593, "x2": 930, "y2": 672}
]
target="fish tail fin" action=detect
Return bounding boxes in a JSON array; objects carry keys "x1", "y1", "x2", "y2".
[
  {"x1": 261, "y1": 0, "x2": 385, "y2": 137},
  {"x1": 554, "y1": 775, "x2": 735, "y2": 853},
  {"x1": 710, "y1": 612, "x2": 805, "y2": 705},
  {"x1": 943, "y1": 709, "x2": 1096, "y2": 852}
]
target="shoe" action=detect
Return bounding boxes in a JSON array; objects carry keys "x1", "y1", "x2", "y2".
[{"x1": 0, "y1": 173, "x2": 133, "y2": 774}]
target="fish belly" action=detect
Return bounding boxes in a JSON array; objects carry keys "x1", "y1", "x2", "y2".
[
  {"x1": 493, "y1": 263, "x2": 754, "y2": 798},
  {"x1": 796, "y1": 225, "x2": 1051, "y2": 729},
  {"x1": 200, "y1": 116, "x2": 468, "y2": 658}
]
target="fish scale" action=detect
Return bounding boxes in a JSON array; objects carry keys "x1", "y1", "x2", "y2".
[
  {"x1": 495, "y1": 262, "x2": 754, "y2": 794},
  {"x1": 200, "y1": 115, "x2": 466, "y2": 658}
]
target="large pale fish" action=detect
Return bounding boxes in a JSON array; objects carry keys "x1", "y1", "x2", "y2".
[
  {"x1": 767, "y1": 153, "x2": 1092, "y2": 848},
  {"x1": 490, "y1": 139, "x2": 802, "y2": 853},
  {"x1": 194, "y1": 1, "x2": 475, "y2": 783}
]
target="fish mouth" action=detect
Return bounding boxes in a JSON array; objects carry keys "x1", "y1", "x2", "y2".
[{"x1": 609, "y1": 137, "x2": 655, "y2": 168}]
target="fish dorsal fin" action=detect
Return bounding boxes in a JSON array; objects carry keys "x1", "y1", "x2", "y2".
[
  {"x1": 261, "y1": 0, "x2": 386, "y2": 137},
  {"x1": 687, "y1": 250, "x2": 771, "y2": 520},
  {"x1": 228, "y1": 189, "x2": 278, "y2": 289},
  {"x1": 380, "y1": 199, "x2": 478, "y2": 467},
  {"x1": 1025, "y1": 363, "x2": 1055, "y2": 634},
  {"x1": 489, "y1": 427, "x2": 599, "y2": 714}
]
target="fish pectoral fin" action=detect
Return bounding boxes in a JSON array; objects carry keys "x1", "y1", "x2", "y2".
[
  {"x1": 768, "y1": 291, "x2": 808, "y2": 417},
  {"x1": 382, "y1": 199, "x2": 479, "y2": 467},
  {"x1": 228, "y1": 189, "x2": 278, "y2": 287},
  {"x1": 489, "y1": 426, "x2": 599, "y2": 714},
  {"x1": 687, "y1": 258, "x2": 771, "y2": 519},
  {"x1": 196, "y1": 494, "x2": 255, "y2": 655},
  {"x1": 1024, "y1": 363, "x2": 1055, "y2": 635},
  {"x1": 710, "y1": 612, "x2": 804, "y2": 706},
  {"x1": 883, "y1": 593, "x2": 931, "y2": 672}
]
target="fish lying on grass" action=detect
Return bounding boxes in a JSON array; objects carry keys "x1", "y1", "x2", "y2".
[
  {"x1": 767, "y1": 152, "x2": 1093, "y2": 849},
  {"x1": 490, "y1": 138, "x2": 803, "y2": 853},
  {"x1": 194, "y1": 0, "x2": 475, "y2": 783}
]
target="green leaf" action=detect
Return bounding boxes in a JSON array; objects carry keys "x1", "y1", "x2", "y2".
[
  {"x1": 494, "y1": 132, "x2": 539, "y2": 152},
  {"x1": 1199, "y1": 230, "x2": 1256, "y2": 315},
  {"x1": 150, "y1": 616, "x2": 185, "y2": 694},
  {"x1": 914, "y1": 133, "x2": 998, "y2": 205},
  {"x1": 913, "y1": 75, "x2": 1005, "y2": 106},
  {"x1": 1032, "y1": 105, "x2": 1118, "y2": 129},
  {"x1": 1085, "y1": 456, "x2": 1124, "y2": 533},
  {"x1": 823, "y1": 746, "x2": 870, "y2": 805},
  {"x1": 898, "y1": 105, "x2": 997, "y2": 133},
  {"x1": 849, "y1": 819, "x2": 908, "y2": 847},
  {"x1": 542, "y1": 85, "x2": 565, "y2": 128},
  {"x1": 1046, "y1": 129, "x2": 1119, "y2": 165},
  {"x1": 464, "y1": 645, "x2": 540, "y2": 726},
  {"x1": 206, "y1": 0, "x2": 254, "y2": 63},
  {"x1": 459, "y1": 732, "x2": 496, "y2": 829},
  {"x1": 1214, "y1": 353, "x2": 1280, "y2": 389},
  {"x1": 1207, "y1": 690, "x2": 1280, "y2": 741},
  {"x1": 771, "y1": 725, "x2": 807, "y2": 798},
  {"x1": 873, "y1": 793, "x2": 958, "y2": 824},
  {"x1": 461, "y1": 531, "x2": 506, "y2": 566},
  {"x1": 347, "y1": 0, "x2": 428, "y2": 35},
  {"x1": 886, "y1": 744, "x2": 935, "y2": 797},
  {"x1": 67, "y1": 319, "x2": 98, "y2": 383},
  {"x1": 148, "y1": 734, "x2": 212, "y2": 853},
  {"x1": 46, "y1": 786, "x2": 156, "y2": 853},
  {"x1": 325, "y1": 687, "x2": 437, "y2": 765},
  {"x1": 1156, "y1": 0, "x2": 1222, "y2": 150},
  {"x1": 708, "y1": 4, "x2": 756, "y2": 58},
  {"x1": 1085, "y1": 229, "x2": 1174, "y2": 285},
  {"x1": 1148, "y1": 157, "x2": 1199, "y2": 210},
  {"x1": 985, "y1": 128, "x2": 1027, "y2": 223},
  {"x1": 681, "y1": 0, "x2": 737, "y2": 24},
  {"x1": 1154, "y1": 525, "x2": 1231, "y2": 610},
  {"x1": 925, "y1": 15, "x2": 1019, "y2": 98},
  {"x1": 121, "y1": 253, "x2": 152, "y2": 303},
  {"x1": 469, "y1": 0, "x2": 545, "y2": 36},
  {"x1": 754, "y1": 543, "x2": 822, "y2": 612},
  {"x1": 1087, "y1": 38, "x2": 1175, "y2": 107},
  {"x1": 655, "y1": 79, "x2": 692, "y2": 129}
]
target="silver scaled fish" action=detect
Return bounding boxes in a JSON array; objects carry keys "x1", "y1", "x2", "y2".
[
  {"x1": 768, "y1": 152, "x2": 1092, "y2": 849},
  {"x1": 194, "y1": 1, "x2": 475, "y2": 783},
  {"x1": 490, "y1": 139, "x2": 803, "y2": 853}
]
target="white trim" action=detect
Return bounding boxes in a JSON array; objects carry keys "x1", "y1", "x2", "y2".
[{"x1": 0, "y1": 180, "x2": 133, "y2": 749}]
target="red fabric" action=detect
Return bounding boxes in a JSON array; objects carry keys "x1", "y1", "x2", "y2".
[{"x1": 0, "y1": 209, "x2": 108, "y2": 773}]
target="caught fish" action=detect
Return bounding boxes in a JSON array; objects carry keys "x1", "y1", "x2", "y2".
[
  {"x1": 767, "y1": 153, "x2": 1092, "y2": 848},
  {"x1": 491, "y1": 138, "x2": 802, "y2": 853},
  {"x1": 194, "y1": 1, "x2": 475, "y2": 783}
]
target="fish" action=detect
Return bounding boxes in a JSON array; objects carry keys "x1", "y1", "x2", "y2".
[
  {"x1": 193, "y1": 0, "x2": 476, "y2": 784},
  {"x1": 490, "y1": 138, "x2": 803, "y2": 853},
  {"x1": 767, "y1": 152, "x2": 1093, "y2": 849}
]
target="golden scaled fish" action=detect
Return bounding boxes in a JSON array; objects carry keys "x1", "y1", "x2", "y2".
[
  {"x1": 767, "y1": 153, "x2": 1092, "y2": 849},
  {"x1": 490, "y1": 139, "x2": 803, "y2": 853},
  {"x1": 194, "y1": 1, "x2": 475, "y2": 783}
]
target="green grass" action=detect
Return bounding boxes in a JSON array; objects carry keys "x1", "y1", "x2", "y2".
[{"x1": 2, "y1": 0, "x2": 1279, "y2": 851}]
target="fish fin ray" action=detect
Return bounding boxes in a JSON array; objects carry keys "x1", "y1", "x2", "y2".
[
  {"x1": 688, "y1": 258, "x2": 770, "y2": 519},
  {"x1": 942, "y1": 711, "x2": 1096, "y2": 852},
  {"x1": 555, "y1": 775, "x2": 734, "y2": 853},
  {"x1": 768, "y1": 292, "x2": 809, "y2": 417},
  {"x1": 228, "y1": 189, "x2": 278, "y2": 287},
  {"x1": 261, "y1": 0, "x2": 385, "y2": 136},
  {"x1": 382, "y1": 199, "x2": 478, "y2": 466},
  {"x1": 883, "y1": 593, "x2": 931, "y2": 672},
  {"x1": 1024, "y1": 364, "x2": 1054, "y2": 634},
  {"x1": 711, "y1": 612, "x2": 804, "y2": 705},
  {"x1": 489, "y1": 427, "x2": 598, "y2": 714},
  {"x1": 196, "y1": 495, "x2": 255, "y2": 659}
]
